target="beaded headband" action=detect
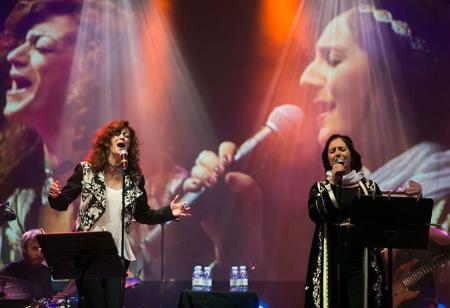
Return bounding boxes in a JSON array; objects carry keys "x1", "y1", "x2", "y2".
[{"x1": 358, "y1": 4, "x2": 429, "y2": 53}]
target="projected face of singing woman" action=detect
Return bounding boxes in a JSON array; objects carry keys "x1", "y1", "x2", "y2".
[
  {"x1": 5, "y1": 15, "x2": 77, "y2": 123},
  {"x1": 299, "y1": 11, "x2": 369, "y2": 146}
]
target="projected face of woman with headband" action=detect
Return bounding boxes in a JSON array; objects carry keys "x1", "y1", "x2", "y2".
[
  {"x1": 297, "y1": 5, "x2": 443, "y2": 172},
  {"x1": 299, "y1": 10, "x2": 369, "y2": 147}
]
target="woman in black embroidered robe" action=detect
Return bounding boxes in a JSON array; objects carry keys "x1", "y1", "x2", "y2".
[{"x1": 305, "y1": 134, "x2": 386, "y2": 308}]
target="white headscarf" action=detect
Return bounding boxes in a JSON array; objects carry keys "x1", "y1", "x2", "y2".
[{"x1": 326, "y1": 169, "x2": 365, "y2": 185}]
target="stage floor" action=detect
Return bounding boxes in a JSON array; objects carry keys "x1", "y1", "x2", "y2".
[{"x1": 121, "y1": 281, "x2": 450, "y2": 307}]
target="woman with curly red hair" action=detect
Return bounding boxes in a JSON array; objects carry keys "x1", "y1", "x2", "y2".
[{"x1": 48, "y1": 120, "x2": 189, "y2": 308}]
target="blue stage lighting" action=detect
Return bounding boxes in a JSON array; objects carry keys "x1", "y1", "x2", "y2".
[{"x1": 259, "y1": 299, "x2": 268, "y2": 308}]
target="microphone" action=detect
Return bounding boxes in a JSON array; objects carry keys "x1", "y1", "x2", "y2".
[
  {"x1": 334, "y1": 157, "x2": 345, "y2": 183},
  {"x1": 233, "y1": 104, "x2": 305, "y2": 161},
  {"x1": 181, "y1": 104, "x2": 304, "y2": 207},
  {"x1": 0, "y1": 201, "x2": 16, "y2": 222},
  {"x1": 118, "y1": 145, "x2": 128, "y2": 170}
]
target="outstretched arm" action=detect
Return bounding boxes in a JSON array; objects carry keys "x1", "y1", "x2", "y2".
[
  {"x1": 133, "y1": 176, "x2": 189, "y2": 225},
  {"x1": 48, "y1": 164, "x2": 83, "y2": 211}
]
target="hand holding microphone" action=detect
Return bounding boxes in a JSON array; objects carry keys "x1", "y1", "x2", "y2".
[
  {"x1": 182, "y1": 141, "x2": 258, "y2": 195},
  {"x1": 181, "y1": 104, "x2": 304, "y2": 206},
  {"x1": 333, "y1": 157, "x2": 345, "y2": 184},
  {"x1": 177, "y1": 104, "x2": 303, "y2": 269}
]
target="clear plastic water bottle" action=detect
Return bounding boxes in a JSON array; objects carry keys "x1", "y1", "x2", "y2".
[
  {"x1": 229, "y1": 266, "x2": 239, "y2": 292},
  {"x1": 192, "y1": 265, "x2": 203, "y2": 291},
  {"x1": 203, "y1": 266, "x2": 212, "y2": 291},
  {"x1": 238, "y1": 265, "x2": 248, "y2": 292}
]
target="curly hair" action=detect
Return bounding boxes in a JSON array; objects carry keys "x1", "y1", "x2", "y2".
[
  {"x1": 4, "y1": 0, "x2": 132, "y2": 164},
  {"x1": 321, "y1": 134, "x2": 363, "y2": 172},
  {"x1": 85, "y1": 120, "x2": 142, "y2": 180}
]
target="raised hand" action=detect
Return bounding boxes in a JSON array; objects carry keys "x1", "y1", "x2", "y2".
[
  {"x1": 169, "y1": 194, "x2": 191, "y2": 218},
  {"x1": 48, "y1": 180, "x2": 62, "y2": 198},
  {"x1": 404, "y1": 180, "x2": 422, "y2": 197}
]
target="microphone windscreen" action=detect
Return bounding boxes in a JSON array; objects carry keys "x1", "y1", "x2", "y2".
[{"x1": 266, "y1": 104, "x2": 304, "y2": 134}]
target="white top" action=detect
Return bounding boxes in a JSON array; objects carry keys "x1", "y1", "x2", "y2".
[{"x1": 92, "y1": 186, "x2": 136, "y2": 261}]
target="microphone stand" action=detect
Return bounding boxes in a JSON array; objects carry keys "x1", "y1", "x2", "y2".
[
  {"x1": 160, "y1": 222, "x2": 165, "y2": 308},
  {"x1": 159, "y1": 179, "x2": 189, "y2": 308},
  {"x1": 336, "y1": 175, "x2": 343, "y2": 307},
  {"x1": 120, "y1": 166, "x2": 127, "y2": 308}
]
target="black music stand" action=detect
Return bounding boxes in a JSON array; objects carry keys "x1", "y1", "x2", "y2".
[
  {"x1": 37, "y1": 231, "x2": 126, "y2": 306},
  {"x1": 351, "y1": 195, "x2": 433, "y2": 308}
]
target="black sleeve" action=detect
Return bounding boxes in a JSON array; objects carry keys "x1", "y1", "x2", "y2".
[
  {"x1": 373, "y1": 180, "x2": 382, "y2": 195},
  {"x1": 307, "y1": 182, "x2": 339, "y2": 224},
  {"x1": 133, "y1": 175, "x2": 176, "y2": 225},
  {"x1": 48, "y1": 164, "x2": 83, "y2": 211},
  {"x1": 0, "y1": 262, "x2": 17, "y2": 276}
]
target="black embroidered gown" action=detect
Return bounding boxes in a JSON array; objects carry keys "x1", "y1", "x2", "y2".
[{"x1": 304, "y1": 178, "x2": 387, "y2": 308}]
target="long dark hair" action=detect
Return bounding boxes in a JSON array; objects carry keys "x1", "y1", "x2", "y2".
[
  {"x1": 321, "y1": 134, "x2": 362, "y2": 172},
  {"x1": 347, "y1": 3, "x2": 450, "y2": 148},
  {"x1": 85, "y1": 120, "x2": 141, "y2": 180}
]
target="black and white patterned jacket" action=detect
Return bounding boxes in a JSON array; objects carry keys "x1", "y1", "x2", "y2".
[{"x1": 48, "y1": 162, "x2": 175, "y2": 232}]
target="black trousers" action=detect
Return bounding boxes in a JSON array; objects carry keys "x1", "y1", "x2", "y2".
[
  {"x1": 76, "y1": 260, "x2": 130, "y2": 308},
  {"x1": 330, "y1": 263, "x2": 364, "y2": 308}
]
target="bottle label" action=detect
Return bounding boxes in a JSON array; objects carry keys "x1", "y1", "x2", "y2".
[
  {"x1": 192, "y1": 278, "x2": 203, "y2": 286},
  {"x1": 204, "y1": 279, "x2": 212, "y2": 287},
  {"x1": 229, "y1": 279, "x2": 237, "y2": 287},
  {"x1": 237, "y1": 278, "x2": 248, "y2": 285}
]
